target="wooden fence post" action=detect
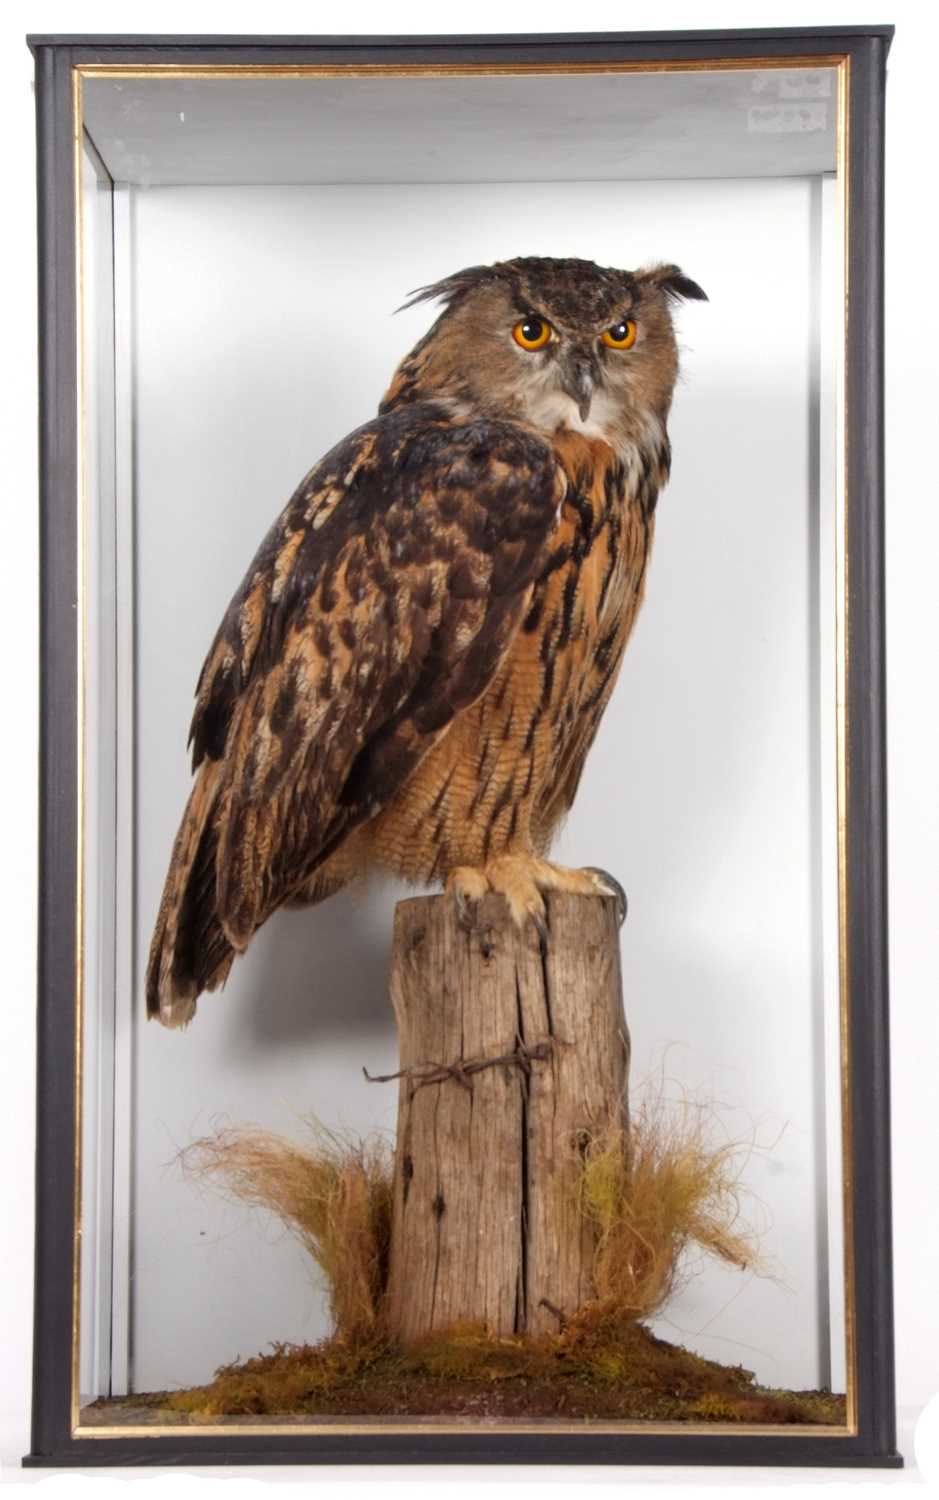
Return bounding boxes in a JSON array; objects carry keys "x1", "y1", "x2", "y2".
[{"x1": 381, "y1": 889, "x2": 629, "y2": 1342}]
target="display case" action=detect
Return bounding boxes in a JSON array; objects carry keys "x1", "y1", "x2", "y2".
[{"x1": 27, "y1": 26, "x2": 898, "y2": 1468}]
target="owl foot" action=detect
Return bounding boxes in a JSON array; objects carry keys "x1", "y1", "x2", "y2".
[
  {"x1": 582, "y1": 867, "x2": 628, "y2": 925},
  {"x1": 446, "y1": 854, "x2": 626, "y2": 950}
]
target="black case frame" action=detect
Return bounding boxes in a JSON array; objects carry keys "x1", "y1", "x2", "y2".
[{"x1": 26, "y1": 26, "x2": 899, "y2": 1469}]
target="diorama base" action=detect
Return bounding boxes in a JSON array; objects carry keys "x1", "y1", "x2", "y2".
[{"x1": 83, "y1": 1318, "x2": 845, "y2": 1427}]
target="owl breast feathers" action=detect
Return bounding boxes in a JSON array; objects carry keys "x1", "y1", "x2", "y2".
[{"x1": 147, "y1": 255, "x2": 705, "y2": 1026}]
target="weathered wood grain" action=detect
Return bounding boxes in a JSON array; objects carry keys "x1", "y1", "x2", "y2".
[{"x1": 382, "y1": 890, "x2": 629, "y2": 1342}]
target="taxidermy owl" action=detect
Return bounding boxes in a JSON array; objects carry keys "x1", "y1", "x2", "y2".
[{"x1": 147, "y1": 255, "x2": 706, "y2": 1027}]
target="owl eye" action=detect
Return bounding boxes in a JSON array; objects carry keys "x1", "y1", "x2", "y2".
[
  {"x1": 601, "y1": 320, "x2": 638, "y2": 350},
  {"x1": 512, "y1": 316, "x2": 552, "y2": 351}
]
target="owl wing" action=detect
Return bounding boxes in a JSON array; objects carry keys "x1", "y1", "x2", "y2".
[{"x1": 146, "y1": 402, "x2": 563, "y2": 1023}]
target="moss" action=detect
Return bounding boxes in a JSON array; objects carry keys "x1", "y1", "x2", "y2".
[{"x1": 90, "y1": 1316, "x2": 844, "y2": 1425}]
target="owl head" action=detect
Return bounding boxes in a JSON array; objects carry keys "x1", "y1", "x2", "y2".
[{"x1": 383, "y1": 255, "x2": 706, "y2": 444}]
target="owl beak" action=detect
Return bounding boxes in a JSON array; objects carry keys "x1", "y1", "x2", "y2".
[{"x1": 560, "y1": 354, "x2": 597, "y2": 422}]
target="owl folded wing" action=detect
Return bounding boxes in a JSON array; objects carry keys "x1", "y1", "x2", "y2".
[{"x1": 146, "y1": 403, "x2": 563, "y2": 1020}]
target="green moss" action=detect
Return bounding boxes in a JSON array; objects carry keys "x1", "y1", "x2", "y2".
[{"x1": 90, "y1": 1314, "x2": 844, "y2": 1426}]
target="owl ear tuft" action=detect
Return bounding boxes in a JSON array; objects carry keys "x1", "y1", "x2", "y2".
[
  {"x1": 637, "y1": 264, "x2": 708, "y2": 304},
  {"x1": 397, "y1": 264, "x2": 495, "y2": 314}
]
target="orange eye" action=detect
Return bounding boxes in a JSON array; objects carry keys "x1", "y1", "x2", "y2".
[
  {"x1": 512, "y1": 316, "x2": 552, "y2": 351},
  {"x1": 602, "y1": 319, "x2": 638, "y2": 350}
]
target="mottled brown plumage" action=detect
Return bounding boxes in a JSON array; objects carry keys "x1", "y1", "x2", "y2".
[{"x1": 147, "y1": 256, "x2": 705, "y2": 1026}]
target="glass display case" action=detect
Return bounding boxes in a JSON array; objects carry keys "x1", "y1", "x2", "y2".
[{"x1": 27, "y1": 25, "x2": 898, "y2": 1469}]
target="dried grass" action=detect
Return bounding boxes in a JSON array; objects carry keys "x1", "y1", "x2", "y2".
[
  {"x1": 579, "y1": 1084, "x2": 762, "y2": 1322},
  {"x1": 177, "y1": 1079, "x2": 762, "y2": 1346},
  {"x1": 178, "y1": 1121, "x2": 392, "y2": 1343}
]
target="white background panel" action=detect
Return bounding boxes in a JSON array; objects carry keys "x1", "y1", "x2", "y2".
[{"x1": 126, "y1": 173, "x2": 835, "y2": 1394}]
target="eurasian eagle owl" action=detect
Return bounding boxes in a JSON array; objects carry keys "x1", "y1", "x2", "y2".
[{"x1": 147, "y1": 255, "x2": 706, "y2": 1027}]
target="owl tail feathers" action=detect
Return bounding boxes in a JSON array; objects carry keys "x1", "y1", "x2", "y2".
[{"x1": 145, "y1": 764, "x2": 238, "y2": 1029}]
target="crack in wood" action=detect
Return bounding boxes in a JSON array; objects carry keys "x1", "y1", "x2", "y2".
[
  {"x1": 538, "y1": 906, "x2": 554, "y2": 1036},
  {"x1": 427, "y1": 1010, "x2": 445, "y2": 1325},
  {"x1": 514, "y1": 966, "x2": 530, "y2": 1334}
]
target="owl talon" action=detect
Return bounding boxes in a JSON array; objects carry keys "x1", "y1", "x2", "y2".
[
  {"x1": 448, "y1": 856, "x2": 626, "y2": 940},
  {"x1": 583, "y1": 867, "x2": 628, "y2": 926},
  {"x1": 454, "y1": 891, "x2": 476, "y2": 930},
  {"x1": 448, "y1": 866, "x2": 491, "y2": 931},
  {"x1": 530, "y1": 906, "x2": 549, "y2": 957}
]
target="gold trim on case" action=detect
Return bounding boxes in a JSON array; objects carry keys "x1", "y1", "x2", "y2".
[
  {"x1": 75, "y1": 56, "x2": 848, "y2": 78},
  {"x1": 833, "y1": 51, "x2": 858, "y2": 1438},
  {"x1": 72, "y1": 60, "x2": 86, "y2": 1441},
  {"x1": 70, "y1": 53, "x2": 857, "y2": 1442},
  {"x1": 71, "y1": 1416, "x2": 850, "y2": 1440}
]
